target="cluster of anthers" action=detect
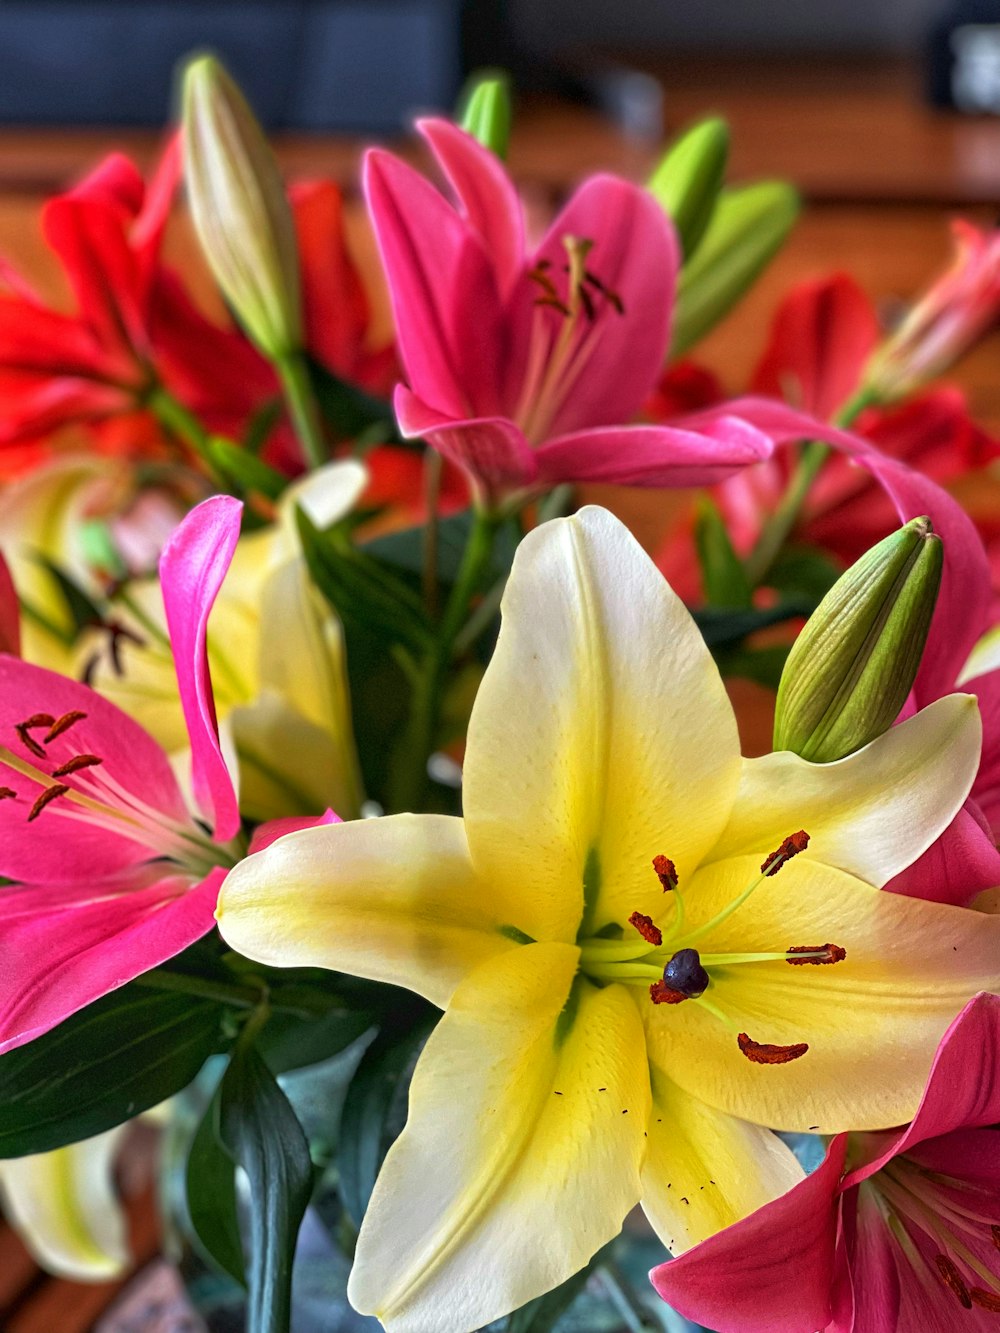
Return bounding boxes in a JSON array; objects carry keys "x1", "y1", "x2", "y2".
[{"x1": 577, "y1": 831, "x2": 847, "y2": 1065}]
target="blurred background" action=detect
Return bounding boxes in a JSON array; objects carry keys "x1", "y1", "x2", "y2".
[{"x1": 2, "y1": 2, "x2": 1000, "y2": 1330}]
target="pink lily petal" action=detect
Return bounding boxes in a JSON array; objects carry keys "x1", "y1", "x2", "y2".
[
  {"x1": 0, "y1": 550, "x2": 19, "y2": 656},
  {"x1": 159, "y1": 495, "x2": 241, "y2": 842},
  {"x1": 394, "y1": 384, "x2": 538, "y2": 501},
  {"x1": 533, "y1": 415, "x2": 774, "y2": 489},
  {"x1": 364, "y1": 147, "x2": 504, "y2": 420},
  {"x1": 0, "y1": 656, "x2": 190, "y2": 884},
  {"x1": 417, "y1": 117, "x2": 524, "y2": 301},
  {"x1": 967, "y1": 670, "x2": 1000, "y2": 835},
  {"x1": 844, "y1": 993, "x2": 1000, "y2": 1189},
  {"x1": 248, "y1": 808, "x2": 341, "y2": 855},
  {"x1": 884, "y1": 801, "x2": 1000, "y2": 907},
  {"x1": 0, "y1": 866, "x2": 223, "y2": 1053},
  {"x1": 837, "y1": 1187, "x2": 901, "y2": 1333},
  {"x1": 649, "y1": 1137, "x2": 848, "y2": 1333}
]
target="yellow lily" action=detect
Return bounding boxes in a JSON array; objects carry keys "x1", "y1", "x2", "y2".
[
  {"x1": 217, "y1": 506, "x2": 1000, "y2": 1333},
  {"x1": 0, "y1": 1130, "x2": 129, "y2": 1280},
  {"x1": 89, "y1": 459, "x2": 366, "y2": 822}
]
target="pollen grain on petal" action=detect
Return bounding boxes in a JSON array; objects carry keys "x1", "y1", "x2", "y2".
[
  {"x1": 737, "y1": 1032, "x2": 809, "y2": 1064},
  {"x1": 51, "y1": 753, "x2": 103, "y2": 778},
  {"x1": 27, "y1": 783, "x2": 71, "y2": 822},
  {"x1": 629, "y1": 911, "x2": 662, "y2": 947},
  {"x1": 44, "y1": 710, "x2": 88, "y2": 743},
  {"x1": 652, "y1": 854, "x2": 678, "y2": 891},
  {"x1": 786, "y1": 943, "x2": 847, "y2": 965},
  {"x1": 649, "y1": 980, "x2": 688, "y2": 1005},
  {"x1": 761, "y1": 829, "x2": 810, "y2": 876},
  {"x1": 935, "y1": 1254, "x2": 973, "y2": 1309}
]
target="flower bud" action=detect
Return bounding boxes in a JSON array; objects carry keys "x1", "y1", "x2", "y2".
[
  {"x1": 773, "y1": 517, "x2": 943, "y2": 762},
  {"x1": 670, "y1": 180, "x2": 799, "y2": 358},
  {"x1": 648, "y1": 116, "x2": 729, "y2": 259},
  {"x1": 864, "y1": 220, "x2": 1000, "y2": 401},
  {"x1": 460, "y1": 72, "x2": 512, "y2": 159},
  {"x1": 182, "y1": 55, "x2": 302, "y2": 359}
]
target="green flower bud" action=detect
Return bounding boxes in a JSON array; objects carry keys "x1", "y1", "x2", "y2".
[
  {"x1": 648, "y1": 116, "x2": 729, "y2": 260},
  {"x1": 773, "y1": 517, "x2": 943, "y2": 762},
  {"x1": 460, "y1": 71, "x2": 512, "y2": 160},
  {"x1": 182, "y1": 55, "x2": 302, "y2": 360},
  {"x1": 670, "y1": 180, "x2": 799, "y2": 358}
]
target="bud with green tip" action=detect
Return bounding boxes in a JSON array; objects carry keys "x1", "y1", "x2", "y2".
[
  {"x1": 648, "y1": 116, "x2": 729, "y2": 260},
  {"x1": 460, "y1": 70, "x2": 512, "y2": 159},
  {"x1": 773, "y1": 517, "x2": 943, "y2": 762},
  {"x1": 670, "y1": 180, "x2": 799, "y2": 358},
  {"x1": 182, "y1": 55, "x2": 302, "y2": 360}
]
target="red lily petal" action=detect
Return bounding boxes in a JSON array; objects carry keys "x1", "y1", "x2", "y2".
[
  {"x1": 293, "y1": 178, "x2": 372, "y2": 379},
  {"x1": 534, "y1": 416, "x2": 774, "y2": 489},
  {"x1": 0, "y1": 867, "x2": 223, "y2": 1054},
  {"x1": 0, "y1": 550, "x2": 20, "y2": 657},
  {"x1": 650, "y1": 1136, "x2": 848, "y2": 1333},
  {"x1": 159, "y1": 496, "x2": 242, "y2": 842},
  {"x1": 751, "y1": 273, "x2": 880, "y2": 420}
]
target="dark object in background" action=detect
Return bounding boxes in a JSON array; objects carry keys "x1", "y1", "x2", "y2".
[
  {"x1": 928, "y1": 0, "x2": 1000, "y2": 112},
  {"x1": 0, "y1": 0, "x2": 465, "y2": 131}
]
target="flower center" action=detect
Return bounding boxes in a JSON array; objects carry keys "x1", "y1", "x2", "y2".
[
  {"x1": 577, "y1": 830, "x2": 844, "y2": 1065},
  {"x1": 0, "y1": 707, "x2": 235, "y2": 876},
  {"x1": 870, "y1": 1156, "x2": 1000, "y2": 1313}
]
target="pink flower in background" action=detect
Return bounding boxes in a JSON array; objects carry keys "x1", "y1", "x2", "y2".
[
  {"x1": 650, "y1": 993, "x2": 1000, "y2": 1333},
  {"x1": 365, "y1": 117, "x2": 774, "y2": 505},
  {"x1": 0, "y1": 496, "x2": 244, "y2": 1052}
]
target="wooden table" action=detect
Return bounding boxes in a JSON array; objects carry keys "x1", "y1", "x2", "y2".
[{"x1": 2, "y1": 53, "x2": 999, "y2": 1330}]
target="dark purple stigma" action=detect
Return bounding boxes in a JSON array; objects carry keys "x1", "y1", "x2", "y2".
[{"x1": 662, "y1": 948, "x2": 710, "y2": 998}]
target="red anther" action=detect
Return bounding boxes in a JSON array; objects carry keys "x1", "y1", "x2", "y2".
[
  {"x1": 971, "y1": 1288, "x2": 1000, "y2": 1312},
  {"x1": 628, "y1": 911, "x2": 663, "y2": 947},
  {"x1": 992, "y1": 1224, "x2": 1000, "y2": 1252},
  {"x1": 21, "y1": 713, "x2": 55, "y2": 729},
  {"x1": 935, "y1": 1255, "x2": 972, "y2": 1309},
  {"x1": 27, "y1": 784, "x2": 70, "y2": 822},
  {"x1": 737, "y1": 1033, "x2": 809, "y2": 1064},
  {"x1": 652, "y1": 855, "x2": 678, "y2": 891},
  {"x1": 0, "y1": 786, "x2": 15, "y2": 800},
  {"x1": 786, "y1": 944, "x2": 847, "y2": 966},
  {"x1": 761, "y1": 830, "x2": 810, "y2": 877},
  {"x1": 649, "y1": 980, "x2": 688, "y2": 1005},
  {"x1": 15, "y1": 723, "x2": 46, "y2": 759},
  {"x1": 51, "y1": 754, "x2": 103, "y2": 778},
  {"x1": 44, "y1": 710, "x2": 88, "y2": 743}
]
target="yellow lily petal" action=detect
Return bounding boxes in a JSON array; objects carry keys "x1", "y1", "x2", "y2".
[
  {"x1": 707, "y1": 695, "x2": 981, "y2": 886},
  {"x1": 348, "y1": 943, "x2": 649, "y2": 1333},
  {"x1": 463, "y1": 506, "x2": 741, "y2": 942},
  {"x1": 0, "y1": 1130, "x2": 129, "y2": 1281},
  {"x1": 645, "y1": 855, "x2": 1000, "y2": 1132},
  {"x1": 641, "y1": 1066, "x2": 803, "y2": 1254},
  {"x1": 217, "y1": 814, "x2": 517, "y2": 1008}
]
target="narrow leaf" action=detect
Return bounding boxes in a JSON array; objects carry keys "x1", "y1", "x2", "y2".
[{"x1": 186, "y1": 1084, "x2": 245, "y2": 1286}]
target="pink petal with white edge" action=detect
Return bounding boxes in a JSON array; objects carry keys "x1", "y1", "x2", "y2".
[
  {"x1": 248, "y1": 808, "x2": 341, "y2": 855},
  {"x1": 417, "y1": 118, "x2": 524, "y2": 301},
  {"x1": 650, "y1": 1136, "x2": 847, "y2": 1333},
  {"x1": 533, "y1": 416, "x2": 774, "y2": 488},
  {"x1": 884, "y1": 801, "x2": 1000, "y2": 907},
  {"x1": 0, "y1": 656, "x2": 190, "y2": 883},
  {"x1": 0, "y1": 866, "x2": 223, "y2": 1053},
  {"x1": 159, "y1": 495, "x2": 241, "y2": 841},
  {"x1": 843, "y1": 992, "x2": 1000, "y2": 1188},
  {"x1": 394, "y1": 384, "x2": 538, "y2": 501}
]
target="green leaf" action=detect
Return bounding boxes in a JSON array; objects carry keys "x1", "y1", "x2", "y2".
[
  {"x1": 337, "y1": 1013, "x2": 435, "y2": 1228},
  {"x1": 296, "y1": 507, "x2": 434, "y2": 654},
  {"x1": 506, "y1": 1237, "x2": 617, "y2": 1333},
  {"x1": 0, "y1": 986, "x2": 225, "y2": 1157},
  {"x1": 307, "y1": 357, "x2": 401, "y2": 444},
  {"x1": 671, "y1": 181, "x2": 799, "y2": 357},
  {"x1": 206, "y1": 436, "x2": 287, "y2": 501},
  {"x1": 219, "y1": 1043, "x2": 314, "y2": 1333},
  {"x1": 257, "y1": 1005, "x2": 376, "y2": 1076},
  {"x1": 648, "y1": 116, "x2": 729, "y2": 260},
  {"x1": 716, "y1": 643, "x2": 790, "y2": 689},
  {"x1": 767, "y1": 544, "x2": 842, "y2": 603},
  {"x1": 459, "y1": 69, "x2": 512, "y2": 159},
  {"x1": 693, "y1": 597, "x2": 811, "y2": 650},
  {"x1": 186, "y1": 1083, "x2": 245, "y2": 1286},
  {"x1": 365, "y1": 509, "x2": 518, "y2": 588},
  {"x1": 27, "y1": 553, "x2": 105, "y2": 638},
  {"x1": 694, "y1": 498, "x2": 752, "y2": 608}
]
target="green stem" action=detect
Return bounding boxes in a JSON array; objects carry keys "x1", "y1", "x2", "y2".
[
  {"x1": 134, "y1": 969, "x2": 265, "y2": 1009},
  {"x1": 276, "y1": 352, "x2": 326, "y2": 469},
  {"x1": 744, "y1": 384, "x2": 880, "y2": 586},
  {"x1": 597, "y1": 1262, "x2": 658, "y2": 1332},
  {"x1": 147, "y1": 384, "x2": 226, "y2": 484},
  {"x1": 388, "y1": 509, "x2": 500, "y2": 811}
]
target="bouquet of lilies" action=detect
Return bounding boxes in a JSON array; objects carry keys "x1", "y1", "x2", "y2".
[{"x1": 2, "y1": 53, "x2": 1000, "y2": 1333}]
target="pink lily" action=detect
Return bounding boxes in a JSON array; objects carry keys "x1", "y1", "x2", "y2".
[
  {"x1": 650, "y1": 992, "x2": 1000, "y2": 1333},
  {"x1": 0, "y1": 495, "x2": 246, "y2": 1054},
  {"x1": 364, "y1": 118, "x2": 774, "y2": 506}
]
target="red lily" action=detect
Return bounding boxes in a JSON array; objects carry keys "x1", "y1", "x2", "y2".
[
  {"x1": 364, "y1": 117, "x2": 775, "y2": 507},
  {"x1": 650, "y1": 992, "x2": 1000, "y2": 1333}
]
